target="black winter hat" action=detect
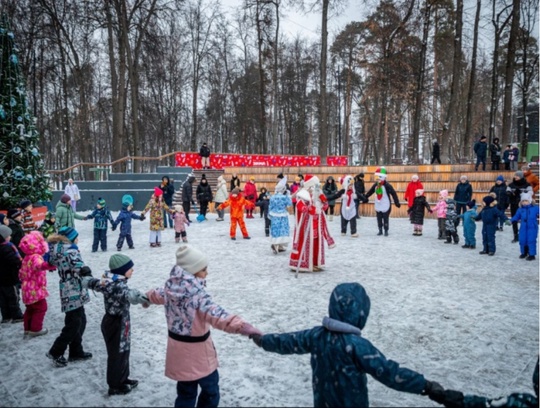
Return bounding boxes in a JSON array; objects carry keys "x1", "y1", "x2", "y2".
[
  {"x1": 19, "y1": 199, "x2": 32, "y2": 209},
  {"x1": 7, "y1": 208, "x2": 21, "y2": 219}
]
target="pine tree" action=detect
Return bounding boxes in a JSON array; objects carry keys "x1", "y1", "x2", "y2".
[{"x1": 0, "y1": 15, "x2": 51, "y2": 210}]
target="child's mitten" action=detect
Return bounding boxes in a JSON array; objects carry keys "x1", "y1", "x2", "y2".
[{"x1": 239, "y1": 322, "x2": 263, "y2": 337}]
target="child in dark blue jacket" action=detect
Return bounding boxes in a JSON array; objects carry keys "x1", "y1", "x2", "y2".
[
  {"x1": 112, "y1": 198, "x2": 145, "y2": 251},
  {"x1": 250, "y1": 282, "x2": 443, "y2": 407},
  {"x1": 86, "y1": 198, "x2": 115, "y2": 252},
  {"x1": 476, "y1": 195, "x2": 508, "y2": 256}
]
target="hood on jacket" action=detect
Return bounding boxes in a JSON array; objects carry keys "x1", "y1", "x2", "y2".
[
  {"x1": 328, "y1": 283, "x2": 370, "y2": 330},
  {"x1": 19, "y1": 231, "x2": 49, "y2": 256},
  {"x1": 165, "y1": 265, "x2": 206, "y2": 305},
  {"x1": 56, "y1": 201, "x2": 72, "y2": 210}
]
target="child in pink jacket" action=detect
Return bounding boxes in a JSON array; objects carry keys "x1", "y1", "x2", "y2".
[
  {"x1": 19, "y1": 231, "x2": 56, "y2": 337},
  {"x1": 172, "y1": 205, "x2": 190, "y2": 243},
  {"x1": 146, "y1": 245, "x2": 261, "y2": 407},
  {"x1": 432, "y1": 190, "x2": 449, "y2": 240}
]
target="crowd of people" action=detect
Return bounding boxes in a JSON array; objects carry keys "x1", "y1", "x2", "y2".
[{"x1": 0, "y1": 160, "x2": 538, "y2": 407}]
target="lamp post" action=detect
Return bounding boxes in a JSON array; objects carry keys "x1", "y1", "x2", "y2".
[{"x1": 336, "y1": 68, "x2": 342, "y2": 156}]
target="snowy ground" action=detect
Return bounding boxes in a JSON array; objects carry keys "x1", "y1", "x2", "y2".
[{"x1": 1, "y1": 209, "x2": 538, "y2": 407}]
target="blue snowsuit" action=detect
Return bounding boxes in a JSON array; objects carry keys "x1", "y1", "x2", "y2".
[
  {"x1": 86, "y1": 206, "x2": 115, "y2": 252},
  {"x1": 459, "y1": 207, "x2": 478, "y2": 247},
  {"x1": 511, "y1": 204, "x2": 539, "y2": 257},
  {"x1": 113, "y1": 205, "x2": 143, "y2": 250},
  {"x1": 258, "y1": 283, "x2": 427, "y2": 407},
  {"x1": 477, "y1": 205, "x2": 506, "y2": 254}
]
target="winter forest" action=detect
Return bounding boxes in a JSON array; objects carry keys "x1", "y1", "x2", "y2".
[{"x1": 1, "y1": 0, "x2": 538, "y2": 177}]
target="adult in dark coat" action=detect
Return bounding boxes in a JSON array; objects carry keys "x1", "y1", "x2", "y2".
[
  {"x1": 181, "y1": 174, "x2": 196, "y2": 223},
  {"x1": 489, "y1": 138, "x2": 502, "y2": 170},
  {"x1": 453, "y1": 176, "x2": 473, "y2": 226},
  {"x1": 489, "y1": 175, "x2": 509, "y2": 230},
  {"x1": 159, "y1": 176, "x2": 175, "y2": 228},
  {"x1": 0, "y1": 225, "x2": 23, "y2": 323},
  {"x1": 431, "y1": 139, "x2": 441, "y2": 164},
  {"x1": 230, "y1": 173, "x2": 241, "y2": 192},
  {"x1": 250, "y1": 282, "x2": 441, "y2": 408},
  {"x1": 474, "y1": 135, "x2": 488, "y2": 171},
  {"x1": 353, "y1": 173, "x2": 366, "y2": 218},
  {"x1": 322, "y1": 176, "x2": 338, "y2": 221},
  {"x1": 199, "y1": 143, "x2": 211, "y2": 169},
  {"x1": 506, "y1": 171, "x2": 532, "y2": 243},
  {"x1": 6, "y1": 209, "x2": 24, "y2": 251},
  {"x1": 196, "y1": 176, "x2": 213, "y2": 219}
]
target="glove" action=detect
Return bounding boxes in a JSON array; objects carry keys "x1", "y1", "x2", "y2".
[
  {"x1": 429, "y1": 210, "x2": 433, "y2": 214},
  {"x1": 395, "y1": 202, "x2": 401, "y2": 208},
  {"x1": 239, "y1": 322, "x2": 263, "y2": 337},
  {"x1": 139, "y1": 213, "x2": 146, "y2": 221},
  {"x1": 191, "y1": 201, "x2": 195, "y2": 205},
  {"x1": 250, "y1": 334, "x2": 263, "y2": 347},
  {"x1": 128, "y1": 290, "x2": 150, "y2": 305},
  {"x1": 422, "y1": 380, "x2": 444, "y2": 398},
  {"x1": 44, "y1": 262, "x2": 56, "y2": 271},
  {"x1": 80, "y1": 276, "x2": 94, "y2": 289},
  {"x1": 83, "y1": 216, "x2": 88, "y2": 221},
  {"x1": 112, "y1": 225, "x2": 117, "y2": 231},
  {"x1": 79, "y1": 266, "x2": 93, "y2": 277}
]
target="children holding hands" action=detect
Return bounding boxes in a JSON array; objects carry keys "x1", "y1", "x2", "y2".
[
  {"x1": 112, "y1": 195, "x2": 145, "y2": 251},
  {"x1": 81, "y1": 254, "x2": 150, "y2": 396},
  {"x1": 145, "y1": 245, "x2": 262, "y2": 407}
]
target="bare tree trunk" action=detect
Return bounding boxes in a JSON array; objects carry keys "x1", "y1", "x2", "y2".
[
  {"x1": 411, "y1": 0, "x2": 431, "y2": 164},
  {"x1": 488, "y1": 4, "x2": 512, "y2": 144},
  {"x1": 255, "y1": 0, "x2": 268, "y2": 153},
  {"x1": 441, "y1": 0, "x2": 463, "y2": 162},
  {"x1": 501, "y1": 0, "x2": 521, "y2": 144},
  {"x1": 319, "y1": 0, "x2": 329, "y2": 162},
  {"x1": 464, "y1": 0, "x2": 481, "y2": 157}
]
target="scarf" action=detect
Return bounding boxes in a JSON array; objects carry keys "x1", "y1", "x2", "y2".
[
  {"x1": 375, "y1": 180, "x2": 385, "y2": 200},
  {"x1": 345, "y1": 189, "x2": 353, "y2": 207}
]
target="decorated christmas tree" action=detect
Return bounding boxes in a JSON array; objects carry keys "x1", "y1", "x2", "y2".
[{"x1": 0, "y1": 15, "x2": 51, "y2": 209}]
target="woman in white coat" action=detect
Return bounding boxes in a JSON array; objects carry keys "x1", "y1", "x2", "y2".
[{"x1": 64, "y1": 178, "x2": 81, "y2": 211}]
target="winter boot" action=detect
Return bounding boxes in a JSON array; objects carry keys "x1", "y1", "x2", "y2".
[
  {"x1": 384, "y1": 230, "x2": 388, "y2": 236},
  {"x1": 329, "y1": 215, "x2": 334, "y2": 222},
  {"x1": 526, "y1": 255, "x2": 536, "y2": 261},
  {"x1": 377, "y1": 229, "x2": 383, "y2": 236}
]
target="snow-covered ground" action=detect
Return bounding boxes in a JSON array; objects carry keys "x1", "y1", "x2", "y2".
[{"x1": 1, "y1": 209, "x2": 538, "y2": 407}]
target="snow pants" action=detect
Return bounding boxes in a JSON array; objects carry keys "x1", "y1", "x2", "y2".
[
  {"x1": 117, "y1": 233, "x2": 134, "y2": 250},
  {"x1": 92, "y1": 229, "x2": 108, "y2": 252},
  {"x1": 230, "y1": 217, "x2": 249, "y2": 238},
  {"x1": 23, "y1": 298, "x2": 47, "y2": 332},
  {"x1": 482, "y1": 225, "x2": 497, "y2": 253},
  {"x1": 175, "y1": 369, "x2": 219, "y2": 408},
  {"x1": 341, "y1": 215, "x2": 357, "y2": 235},
  {"x1": 49, "y1": 306, "x2": 87, "y2": 358},
  {"x1": 102, "y1": 313, "x2": 130, "y2": 389},
  {"x1": 0, "y1": 285, "x2": 23, "y2": 321}
]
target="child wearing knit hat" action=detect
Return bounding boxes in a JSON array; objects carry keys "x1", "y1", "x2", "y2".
[
  {"x1": 6, "y1": 208, "x2": 24, "y2": 249},
  {"x1": 407, "y1": 189, "x2": 432, "y2": 236},
  {"x1": 510, "y1": 192, "x2": 539, "y2": 261},
  {"x1": 458, "y1": 200, "x2": 478, "y2": 249},
  {"x1": 46, "y1": 226, "x2": 94, "y2": 367},
  {"x1": 0, "y1": 224, "x2": 24, "y2": 324},
  {"x1": 86, "y1": 198, "x2": 115, "y2": 253},
  {"x1": 145, "y1": 245, "x2": 262, "y2": 407},
  {"x1": 19, "y1": 199, "x2": 37, "y2": 234},
  {"x1": 432, "y1": 190, "x2": 448, "y2": 240},
  {"x1": 477, "y1": 196, "x2": 508, "y2": 256},
  {"x1": 489, "y1": 175, "x2": 509, "y2": 231},
  {"x1": 172, "y1": 205, "x2": 189, "y2": 243},
  {"x1": 82, "y1": 254, "x2": 149, "y2": 396},
  {"x1": 38, "y1": 211, "x2": 58, "y2": 239},
  {"x1": 112, "y1": 196, "x2": 145, "y2": 251},
  {"x1": 141, "y1": 188, "x2": 174, "y2": 247}
]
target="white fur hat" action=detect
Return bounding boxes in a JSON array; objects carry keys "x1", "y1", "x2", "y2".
[
  {"x1": 275, "y1": 176, "x2": 288, "y2": 193},
  {"x1": 176, "y1": 245, "x2": 208, "y2": 274}
]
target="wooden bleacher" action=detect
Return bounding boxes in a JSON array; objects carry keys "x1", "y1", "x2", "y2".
[{"x1": 217, "y1": 164, "x2": 520, "y2": 218}]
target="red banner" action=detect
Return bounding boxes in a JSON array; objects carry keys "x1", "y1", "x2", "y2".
[{"x1": 175, "y1": 153, "x2": 348, "y2": 169}]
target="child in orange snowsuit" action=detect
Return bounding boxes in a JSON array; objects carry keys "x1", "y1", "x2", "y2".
[{"x1": 216, "y1": 188, "x2": 255, "y2": 240}]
